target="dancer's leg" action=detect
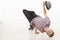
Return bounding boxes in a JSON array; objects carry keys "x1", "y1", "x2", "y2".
[{"x1": 23, "y1": 9, "x2": 31, "y2": 22}]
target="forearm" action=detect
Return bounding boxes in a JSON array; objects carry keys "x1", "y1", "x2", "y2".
[
  {"x1": 43, "y1": 3, "x2": 47, "y2": 17},
  {"x1": 34, "y1": 26, "x2": 39, "y2": 34}
]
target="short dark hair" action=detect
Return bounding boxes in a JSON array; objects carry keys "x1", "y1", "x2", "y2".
[{"x1": 49, "y1": 31, "x2": 54, "y2": 37}]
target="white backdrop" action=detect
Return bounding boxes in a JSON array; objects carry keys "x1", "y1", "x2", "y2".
[{"x1": 0, "y1": 0, "x2": 60, "y2": 40}]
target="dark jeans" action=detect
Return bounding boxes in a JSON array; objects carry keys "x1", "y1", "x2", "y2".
[
  {"x1": 23, "y1": 9, "x2": 37, "y2": 23},
  {"x1": 23, "y1": 9, "x2": 37, "y2": 29}
]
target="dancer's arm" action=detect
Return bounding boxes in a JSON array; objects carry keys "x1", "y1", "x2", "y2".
[
  {"x1": 43, "y1": 2, "x2": 47, "y2": 17},
  {"x1": 34, "y1": 26, "x2": 39, "y2": 34}
]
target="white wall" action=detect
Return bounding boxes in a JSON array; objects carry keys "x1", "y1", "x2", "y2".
[{"x1": 0, "y1": 0, "x2": 59, "y2": 23}]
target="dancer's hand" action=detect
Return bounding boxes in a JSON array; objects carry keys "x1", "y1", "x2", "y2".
[{"x1": 43, "y1": 2, "x2": 45, "y2": 7}]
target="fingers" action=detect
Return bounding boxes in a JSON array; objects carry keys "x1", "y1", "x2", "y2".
[
  {"x1": 35, "y1": 32, "x2": 39, "y2": 34},
  {"x1": 43, "y1": 2, "x2": 45, "y2": 7}
]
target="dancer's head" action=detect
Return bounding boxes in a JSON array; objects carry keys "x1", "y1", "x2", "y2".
[{"x1": 45, "y1": 28, "x2": 54, "y2": 37}]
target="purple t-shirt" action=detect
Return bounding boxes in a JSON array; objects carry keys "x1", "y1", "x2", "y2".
[{"x1": 30, "y1": 16, "x2": 50, "y2": 33}]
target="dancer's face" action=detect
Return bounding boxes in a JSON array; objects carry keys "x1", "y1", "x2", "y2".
[{"x1": 45, "y1": 28, "x2": 54, "y2": 37}]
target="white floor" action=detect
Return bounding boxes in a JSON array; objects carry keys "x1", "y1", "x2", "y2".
[
  {"x1": 0, "y1": 0, "x2": 60, "y2": 40},
  {"x1": 0, "y1": 22, "x2": 60, "y2": 40}
]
